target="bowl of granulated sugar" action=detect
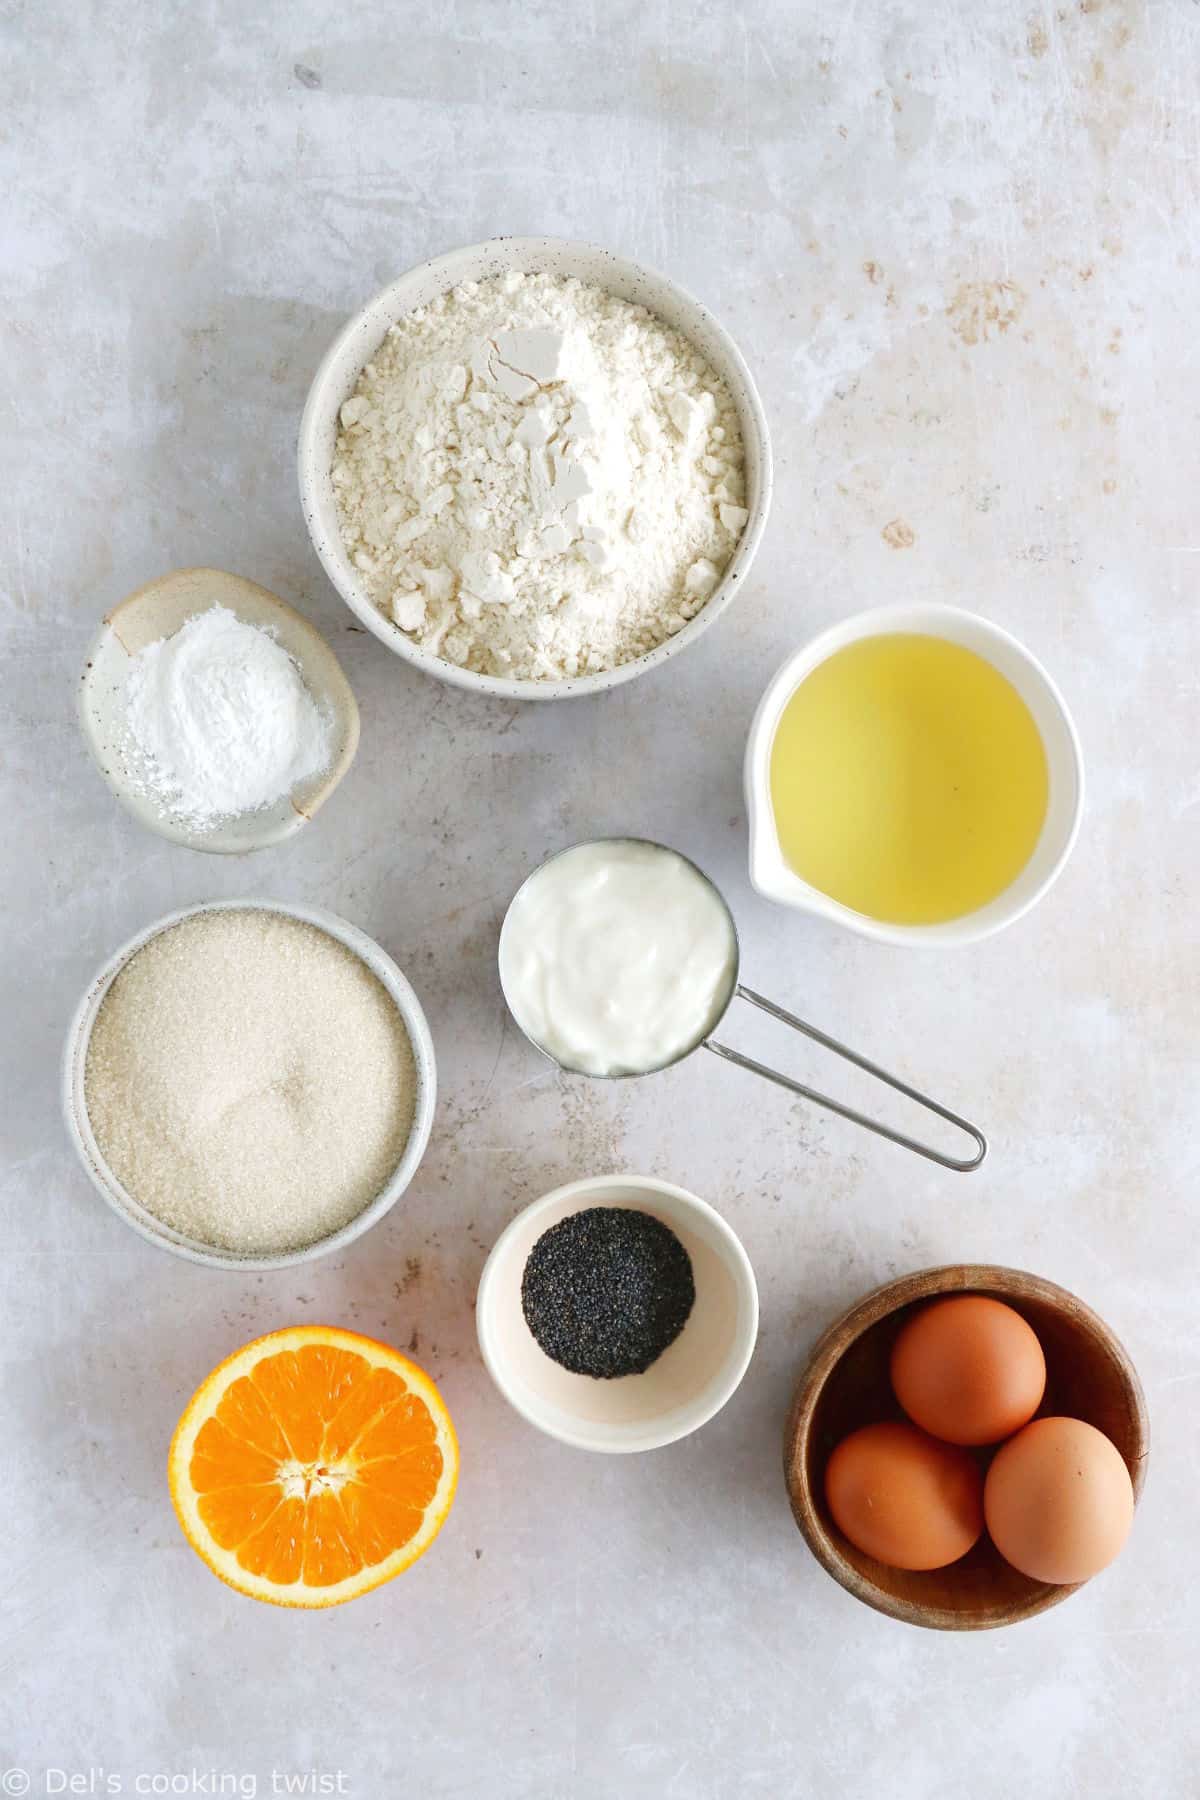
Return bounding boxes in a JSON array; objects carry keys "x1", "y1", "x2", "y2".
[
  {"x1": 299, "y1": 237, "x2": 772, "y2": 699},
  {"x1": 63, "y1": 899, "x2": 436, "y2": 1268}
]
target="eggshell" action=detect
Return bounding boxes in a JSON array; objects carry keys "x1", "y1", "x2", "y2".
[
  {"x1": 824, "y1": 1420, "x2": 984, "y2": 1571},
  {"x1": 984, "y1": 1415, "x2": 1135, "y2": 1585},
  {"x1": 890, "y1": 1294, "x2": 1046, "y2": 1446}
]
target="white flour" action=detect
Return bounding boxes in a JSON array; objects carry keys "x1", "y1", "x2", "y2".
[
  {"x1": 122, "y1": 605, "x2": 332, "y2": 829},
  {"x1": 331, "y1": 271, "x2": 748, "y2": 680}
]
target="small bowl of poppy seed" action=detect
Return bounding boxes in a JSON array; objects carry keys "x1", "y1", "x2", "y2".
[{"x1": 475, "y1": 1174, "x2": 759, "y2": 1453}]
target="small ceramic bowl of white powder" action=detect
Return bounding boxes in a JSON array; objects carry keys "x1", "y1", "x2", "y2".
[
  {"x1": 62, "y1": 898, "x2": 436, "y2": 1269},
  {"x1": 79, "y1": 567, "x2": 360, "y2": 852},
  {"x1": 299, "y1": 238, "x2": 771, "y2": 699}
]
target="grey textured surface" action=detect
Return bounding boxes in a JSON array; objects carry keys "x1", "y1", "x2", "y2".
[{"x1": 2, "y1": 2, "x2": 1197, "y2": 1795}]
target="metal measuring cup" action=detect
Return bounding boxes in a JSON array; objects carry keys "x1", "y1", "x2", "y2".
[{"x1": 498, "y1": 838, "x2": 986, "y2": 1172}]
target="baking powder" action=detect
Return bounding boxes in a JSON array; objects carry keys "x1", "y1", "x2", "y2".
[{"x1": 122, "y1": 605, "x2": 332, "y2": 829}]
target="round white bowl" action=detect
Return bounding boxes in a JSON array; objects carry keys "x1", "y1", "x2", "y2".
[
  {"x1": 476, "y1": 1174, "x2": 759, "y2": 1453},
  {"x1": 745, "y1": 603, "x2": 1085, "y2": 948},
  {"x1": 298, "y1": 236, "x2": 772, "y2": 701},
  {"x1": 62, "y1": 898, "x2": 437, "y2": 1269}
]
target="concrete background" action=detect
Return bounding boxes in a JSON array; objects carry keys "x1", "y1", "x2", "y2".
[{"x1": 2, "y1": 1, "x2": 1197, "y2": 1794}]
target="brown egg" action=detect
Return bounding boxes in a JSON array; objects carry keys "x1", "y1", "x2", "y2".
[
  {"x1": 889, "y1": 1294, "x2": 1046, "y2": 1446},
  {"x1": 984, "y1": 1415, "x2": 1135, "y2": 1584},
  {"x1": 824, "y1": 1420, "x2": 984, "y2": 1571}
]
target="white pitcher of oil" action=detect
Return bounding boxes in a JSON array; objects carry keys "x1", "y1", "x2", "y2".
[{"x1": 745, "y1": 604, "x2": 1084, "y2": 948}]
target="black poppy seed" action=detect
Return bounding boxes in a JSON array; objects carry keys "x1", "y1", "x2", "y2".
[{"x1": 520, "y1": 1206, "x2": 696, "y2": 1379}]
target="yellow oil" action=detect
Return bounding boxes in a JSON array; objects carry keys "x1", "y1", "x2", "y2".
[{"x1": 768, "y1": 633, "x2": 1049, "y2": 924}]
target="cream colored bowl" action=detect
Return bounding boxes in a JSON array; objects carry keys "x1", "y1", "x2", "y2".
[
  {"x1": 298, "y1": 237, "x2": 772, "y2": 701},
  {"x1": 476, "y1": 1174, "x2": 759, "y2": 1452},
  {"x1": 79, "y1": 568, "x2": 360, "y2": 854},
  {"x1": 62, "y1": 898, "x2": 436, "y2": 1270}
]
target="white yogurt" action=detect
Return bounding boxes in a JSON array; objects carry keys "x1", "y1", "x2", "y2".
[{"x1": 499, "y1": 840, "x2": 738, "y2": 1077}]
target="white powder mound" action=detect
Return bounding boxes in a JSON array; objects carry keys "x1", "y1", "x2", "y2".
[
  {"x1": 123, "y1": 605, "x2": 332, "y2": 830},
  {"x1": 84, "y1": 910, "x2": 417, "y2": 1256},
  {"x1": 331, "y1": 271, "x2": 748, "y2": 681}
]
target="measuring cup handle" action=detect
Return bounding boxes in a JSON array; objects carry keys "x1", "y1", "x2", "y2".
[{"x1": 703, "y1": 984, "x2": 987, "y2": 1172}]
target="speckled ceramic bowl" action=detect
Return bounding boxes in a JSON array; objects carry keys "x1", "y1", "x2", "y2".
[
  {"x1": 62, "y1": 898, "x2": 436, "y2": 1271},
  {"x1": 298, "y1": 236, "x2": 772, "y2": 701}
]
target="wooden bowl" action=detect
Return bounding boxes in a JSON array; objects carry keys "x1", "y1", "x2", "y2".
[{"x1": 784, "y1": 1265, "x2": 1149, "y2": 1631}]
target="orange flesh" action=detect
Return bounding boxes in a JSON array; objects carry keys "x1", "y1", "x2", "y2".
[{"x1": 188, "y1": 1345, "x2": 444, "y2": 1589}]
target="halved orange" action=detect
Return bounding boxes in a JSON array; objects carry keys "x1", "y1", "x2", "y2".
[{"x1": 168, "y1": 1325, "x2": 458, "y2": 1607}]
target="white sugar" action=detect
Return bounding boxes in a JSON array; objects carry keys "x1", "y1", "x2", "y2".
[{"x1": 83, "y1": 910, "x2": 416, "y2": 1255}]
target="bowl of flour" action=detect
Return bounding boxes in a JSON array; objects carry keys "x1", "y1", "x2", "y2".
[{"x1": 299, "y1": 239, "x2": 771, "y2": 698}]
